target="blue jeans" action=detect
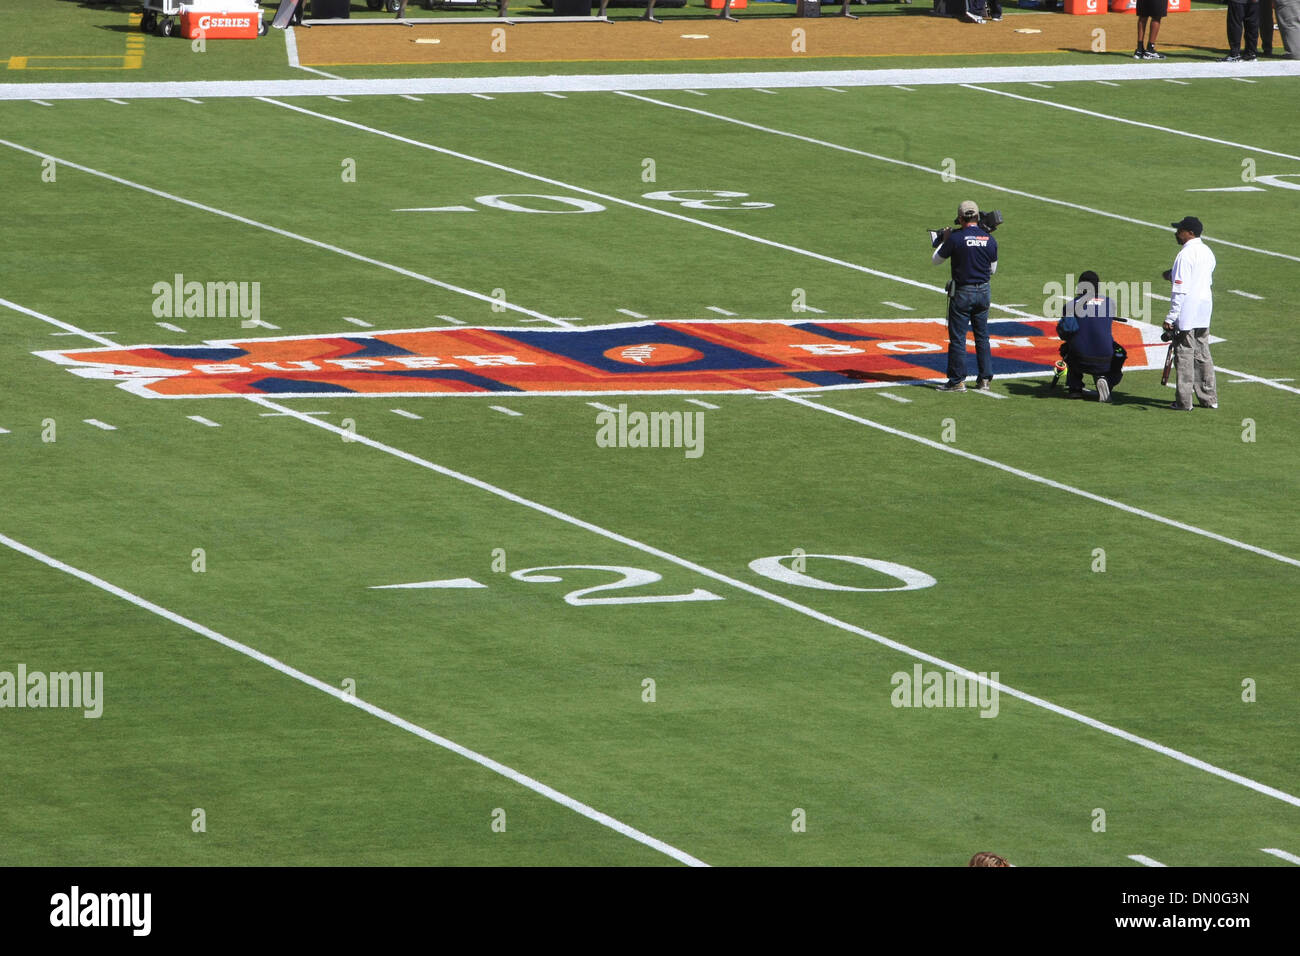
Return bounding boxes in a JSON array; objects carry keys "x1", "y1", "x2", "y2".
[{"x1": 947, "y1": 282, "x2": 992, "y2": 383}]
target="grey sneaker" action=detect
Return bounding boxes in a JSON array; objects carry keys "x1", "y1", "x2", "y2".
[
  {"x1": 936, "y1": 380, "x2": 967, "y2": 392},
  {"x1": 975, "y1": 378, "x2": 991, "y2": 391},
  {"x1": 1096, "y1": 378, "x2": 1111, "y2": 403}
]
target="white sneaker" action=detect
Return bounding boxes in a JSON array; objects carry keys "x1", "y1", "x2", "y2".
[{"x1": 1096, "y1": 378, "x2": 1111, "y2": 403}]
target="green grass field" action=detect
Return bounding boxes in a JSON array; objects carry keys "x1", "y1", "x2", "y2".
[{"x1": 1, "y1": 0, "x2": 1298, "y2": 868}]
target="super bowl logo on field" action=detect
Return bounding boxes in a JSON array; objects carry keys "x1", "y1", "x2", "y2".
[{"x1": 36, "y1": 319, "x2": 1164, "y2": 399}]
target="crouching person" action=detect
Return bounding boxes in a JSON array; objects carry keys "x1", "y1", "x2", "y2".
[{"x1": 1056, "y1": 270, "x2": 1125, "y2": 402}]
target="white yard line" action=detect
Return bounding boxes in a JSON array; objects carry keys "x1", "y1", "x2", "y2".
[
  {"x1": 243, "y1": 394, "x2": 1300, "y2": 812},
  {"x1": 617, "y1": 309, "x2": 647, "y2": 319},
  {"x1": 1229, "y1": 289, "x2": 1263, "y2": 300},
  {"x1": 343, "y1": 317, "x2": 374, "y2": 327},
  {"x1": 586, "y1": 402, "x2": 618, "y2": 412},
  {"x1": 0, "y1": 530, "x2": 706, "y2": 868},
  {"x1": 684, "y1": 399, "x2": 719, "y2": 409},
  {"x1": 390, "y1": 408, "x2": 422, "y2": 419},
  {"x1": 616, "y1": 91, "x2": 1300, "y2": 265},
  {"x1": 881, "y1": 301, "x2": 915, "y2": 311},
  {"x1": 1, "y1": 298, "x2": 120, "y2": 347},
  {"x1": 1128, "y1": 854, "x2": 1167, "y2": 867},
  {"x1": 489, "y1": 405, "x2": 523, "y2": 416},
  {"x1": 706, "y1": 306, "x2": 737, "y2": 316},
  {"x1": 83, "y1": 419, "x2": 115, "y2": 430},
  {"x1": 1261, "y1": 848, "x2": 1300, "y2": 865},
  {"x1": 187, "y1": 415, "x2": 221, "y2": 427},
  {"x1": 875, "y1": 392, "x2": 911, "y2": 403},
  {"x1": 966, "y1": 84, "x2": 1300, "y2": 163},
  {"x1": 0, "y1": 140, "x2": 569, "y2": 328},
  {"x1": 1217, "y1": 366, "x2": 1300, "y2": 396},
  {"x1": 778, "y1": 392, "x2": 1300, "y2": 569}
]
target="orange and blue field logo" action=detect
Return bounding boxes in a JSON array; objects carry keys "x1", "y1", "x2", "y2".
[{"x1": 37, "y1": 319, "x2": 1163, "y2": 398}]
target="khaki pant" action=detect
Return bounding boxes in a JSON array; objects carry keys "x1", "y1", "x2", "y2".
[{"x1": 1173, "y1": 328, "x2": 1217, "y2": 409}]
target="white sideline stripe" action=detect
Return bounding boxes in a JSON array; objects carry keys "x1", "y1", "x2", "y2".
[
  {"x1": 876, "y1": 392, "x2": 910, "y2": 404},
  {"x1": 1129, "y1": 855, "x2": 1167, "y2": 867},
  {"x1": 0, "y1": 139, "x2": 568, "y2": 328},
  {"x1": 246, "y1": 395, "x2": 1300, "y2": 812},
  {"x1": 343, "y1": 316, "x2": 373, "y2": 327},
  {"x1": 83, "y1": 419, "x2": 115, "y2": 430},
  {"x1": 779, "y1": 392, "x2": 1300, "y2": 570},
  {"x1": 187, "y1": 415, "x2": 220, "y2": 427},
  {"x1": 5, "y1": 61, "x2": 1300, "y2": 101},
  {"x1": 489, "y1": 405, "x2": 522, "y2": 416},
  {"x1": 706, "y1": 306, "x2": 737, "y2": 316},
  {"x1": 1261, "y1": 848, "x2": 1300, "y2": 865},
  {"x1": 390, "y1": 408, "x2": 422, "y2": 419},
  {"x1": 882, "y1": 301, "x2": 914, "y2": 311},
  {"x1": 618, "y1": 91, "x2": 1300, "y2": 265},
  {"x1": 1230, "y1": 289, "x2": 1263, "y2": 300},
  {"x1": 0, "y1": 531, "x2": 706, "y2": 868},
  {"x1": 0, "y1": 298, "x2": 119, "y2": 347},
  {"x1": 156, "y1": 322, "x2": 186, "y2": 332},
  {"x1": 684, "y1": 399, "x2": 719, "y2": 409},
  {"x1": 1217, "y1": 366, "x2": 1300, "y2": 396},
  {"x1": 617, "y1": 309, "x2": 647, "y2": 318},
  {"x1": 966, "y1": 85, "x2": 1300, "y2": 163}
]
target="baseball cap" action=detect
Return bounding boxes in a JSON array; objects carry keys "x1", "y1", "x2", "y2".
[
  {"x1": 1171, "y1": 216, "x2": 1203, "y2": 235},
  {"x1": 958, "y1": 200, "x2": 979, "y2": 219}
]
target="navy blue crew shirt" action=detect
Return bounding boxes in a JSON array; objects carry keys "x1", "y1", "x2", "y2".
[{"x1": 935, "y1": 224, "x2": 998, "y2": 285}]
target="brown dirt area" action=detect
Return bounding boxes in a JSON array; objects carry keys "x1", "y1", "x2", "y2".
[{"x1": 296, "y1": 11, "x2": 1227, "y2": 66}]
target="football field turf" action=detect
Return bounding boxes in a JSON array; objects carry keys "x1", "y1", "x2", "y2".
[{"x1": 2, "y1": 6, "x2": 1299, "y2": 868}]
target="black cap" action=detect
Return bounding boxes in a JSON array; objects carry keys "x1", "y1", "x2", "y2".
[{"x1": 1171, "y1": 216, "x2": 1203, "y2": 235}]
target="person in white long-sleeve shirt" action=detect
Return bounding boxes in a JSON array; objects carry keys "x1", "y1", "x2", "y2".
[{"x1": 1163, "y1": 216, "x2": 1218, "y2": 410}]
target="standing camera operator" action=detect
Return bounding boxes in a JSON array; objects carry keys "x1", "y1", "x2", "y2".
[{"x1": 931, "y1": 200, "x2": 998, "y2": 392}]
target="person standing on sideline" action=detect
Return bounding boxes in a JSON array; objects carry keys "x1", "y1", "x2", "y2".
[
  {"x1": 1221, "y1": 0, "x2": 1261, "y2": 60},
  {"x1": 1260, "y1": 0, "x2": 1276, "y2": 55},
  {"x1": 1275, "y1": 0, "x2": 1299, "y2": 56},
  {"x1": 1135, "y1": 0, "x2": 1168, "y2": 58},
  {"x1": 1164, "y1": 217, "x2": 1218, "y2": 411},
  {"x1": 932, "y1": 200, "x2": 998, "y2": 392}
]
